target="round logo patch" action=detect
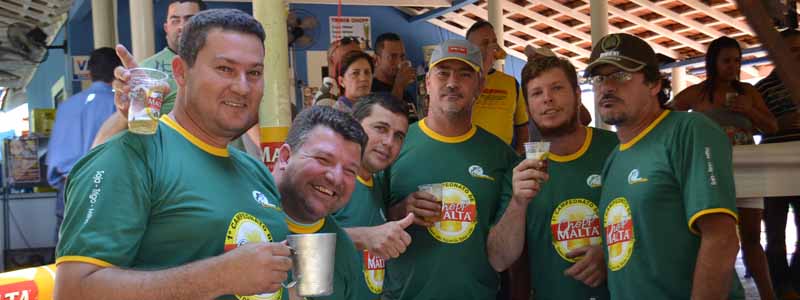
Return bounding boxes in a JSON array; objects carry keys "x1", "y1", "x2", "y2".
[
  {"x1": 603, "y1": 197, "x2": 635, "y2": 271},
  {"x1": 428, "y1": 182, "x2": 477, "y2": 244},
  {"x1": 601, "y1": 34, "x2": 621, "y2": 51},
  {"x1": 224, "y1": 212, "x2": 281, "y2": 300},
  {"x1": 362, "y1": 250, "x2": 385, "y2": 294},
  {"x1": 550, "y1": 198, "x2": 602, "y2": 263}
]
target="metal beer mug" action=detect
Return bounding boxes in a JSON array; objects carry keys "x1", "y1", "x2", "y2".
[{"x1": 284, "y1": 233, "x2": 336, "y2": 297}]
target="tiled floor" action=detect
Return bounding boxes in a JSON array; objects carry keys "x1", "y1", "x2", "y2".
[{"x1": 737, "y1": 210, "x2": 798, "y2": 300}]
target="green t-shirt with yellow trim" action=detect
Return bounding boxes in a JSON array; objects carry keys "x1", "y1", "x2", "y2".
[
  {"x1": 471, "y1": 69, "x2": 529, "y2": 145},
  {"x1": 383, "y1": 119, "x2": 519, "y2": 300},
  {"x1": 287, "y1": 216, "x2": 378, "y2": 300},
  {"x1": 140, "y1": 47, "x2": 178, "y2": 115},
  {"x1": 57, "y1": 115, "x2": 289, "y2": 300},
  {"x1": 332, "y1": 176, "x2": 387, "y2": 295},
  {"x1": 599, "y1": 110, "x2": 744, "y2": 299},
  {"x1": 522, "y1": 127, "x2": 616, "y2": 300}
]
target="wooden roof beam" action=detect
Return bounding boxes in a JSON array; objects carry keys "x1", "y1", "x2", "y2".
[
  {"x1": 461, "y1": 4, "x2": 593, "y2": 58},
  {"x1": 606, "y1": 5, "x2": 708, "y2": 53},
  {"x1": 679, "y1": 0, "x2": 754, "y2": 36},
  {"x1": 627, "y1": 0, "x2": 725, "y2": 40},
  {"x1": 533, "y1": 0, "x2": 678, "y2": 58}
]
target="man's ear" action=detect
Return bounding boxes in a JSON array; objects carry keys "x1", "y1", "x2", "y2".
[
  {"x1": 173, "y1": 56, "x2": 187, "y2": 87},
  {"x1": 648, "y1": 78, "x2": 662, "y2": 98},
  {"x1": 276, "y1": 144, "x2": 293, "y2": 171}
]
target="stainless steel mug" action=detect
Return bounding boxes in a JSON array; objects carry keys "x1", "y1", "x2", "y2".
[{"x1": 285, "y1": 233, "x2": 336, "y2": 297}]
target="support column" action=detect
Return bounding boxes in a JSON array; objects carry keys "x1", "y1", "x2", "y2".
[
  {"x1": 91, "y1": 0, "x2": 116, "y2": 48},
  {"x1": 129, "y1": 0, "x2": 155, "y2": 59},
  {"x1": 254, "y1": 1, "x2": 292, "y2": 171},
  {"x1": 488, "y1": 0, "x2": 504, "y2": 70},
  {"x1": 590, "y1": 0, "x2": 608, "y2": 45},
  {"x1": 590, "y1": 0, "x2": 609, "y2": 129},
  {"x1": 671, "y1": 66, "x2": 687, "y2": 97}
]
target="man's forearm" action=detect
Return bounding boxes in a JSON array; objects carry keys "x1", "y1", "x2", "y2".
[
  {"x1": 55, "y1": 257, "x2": 228, "y2": 300},
  {"x1": 691, "y1": 218, "x2": 739, "y2": 299},
  {"x1": 92, "y1": 112, "x2": 128, "y2": 148},
  {"x1": 487, "y1": 200, "x2": 528, "y2": 272},
  {"x1": 343, "y1": 227, "x2": 370, "y2": 251},
  {"x1": 391, "y1": 84, "x2": 405, "y2": 101}
]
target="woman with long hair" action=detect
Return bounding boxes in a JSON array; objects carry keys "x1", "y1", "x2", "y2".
[{"x1": 672, "y1": 36, "x2": 778, "y2": 300}]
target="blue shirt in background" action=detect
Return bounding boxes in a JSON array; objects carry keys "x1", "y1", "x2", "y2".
[{"x1": 46, "y1": 81, "x2": 115, "y2": 190}]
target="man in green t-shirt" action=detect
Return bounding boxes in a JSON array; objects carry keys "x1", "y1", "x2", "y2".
[
  {"x1": 585, "y1": 33, "x2": 744, "y2": 299},
  {"x1": 92, "y1": 0, "x2": 206, "y2": 147},
  {"x1": 55, "y1": 9, "x2": 294, "y2": 300},
  {"x1": 383, "y1": 39, "x2": 546, "y2": 300},
  {"x1": 272, "y1": 105, "x2": 378, "y2": 300},
  {"x1": 332, "y1": 94, "x2": 414, "y2": 296},
  {"x1": 490, "y1": 56, "x2": 616, "y2": 300}
]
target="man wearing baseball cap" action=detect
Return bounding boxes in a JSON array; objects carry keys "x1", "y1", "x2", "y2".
[
  {"x1": 586, "y1": 33, "x2": 744, "y2": 299},
  {"x1": 383, "y1": 39, "x2": 546, "y2": 300}
]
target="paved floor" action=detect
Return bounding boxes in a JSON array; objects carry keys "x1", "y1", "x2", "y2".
[{"x1": 738, "y1": 210, "x2": 798, "y2": 300}]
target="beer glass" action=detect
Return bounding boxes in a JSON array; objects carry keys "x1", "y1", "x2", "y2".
[
  {"x1": 524, "y1": 141, "x2": 550, "y2": 161},
  {"x1": 127, "y1": 68, "x2": 169, "y2": 135},
  {"x1": 417, "y1": 183, "x2": 443, "y2": 224}
]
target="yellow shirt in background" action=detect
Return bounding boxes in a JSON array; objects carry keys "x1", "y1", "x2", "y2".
[{"x1": 472, "y1": 70, "x2": 529, "y2": 145}]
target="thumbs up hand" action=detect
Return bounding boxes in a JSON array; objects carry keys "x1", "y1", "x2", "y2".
[{"x1": 357, "y1": 213, "x2": 414, "y2": 259}]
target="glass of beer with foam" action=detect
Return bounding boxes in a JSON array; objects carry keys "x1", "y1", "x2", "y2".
[
  {"x1": 127, "y1": 68, "x2": 169, "y2": 135},
  {"x1": 417, "y1": 183, "x2": 443, "y2": 224}
]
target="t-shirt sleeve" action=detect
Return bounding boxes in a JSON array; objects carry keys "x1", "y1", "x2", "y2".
[
  {"x1": 675, "y1": 115, "x2": 738, "y2": 234},
  {"x1": 56, "y1": 137, "x2": 152, "y2": 267},
  {"x1": 513, "y1": 79, "x2": 529, "y2": 126}
]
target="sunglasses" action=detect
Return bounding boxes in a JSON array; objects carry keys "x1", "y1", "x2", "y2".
[{"x1": 338, "y1": 36, "x2": 358, "y2": 45}]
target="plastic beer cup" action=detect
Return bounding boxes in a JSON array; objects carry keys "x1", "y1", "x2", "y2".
[
  {"x1": 127, "y1": 68, "x2": 169, "y2": 134},
  {"x1": 418, "y1": 183, "x2": 443, "y2": 224}
]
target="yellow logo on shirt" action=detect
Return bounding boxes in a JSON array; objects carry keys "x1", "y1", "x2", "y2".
[
  {"x1": 604, "y1": 198, "x2": 635, "y2": 271},
  {"x1": 550, "y1": 199, "x2": 602, "y2": 263},
  {"x1": 428, "y1": 182, "x2": 478, "y2": 244},
  {"x1": 362, "y1": 250, "x2": 384, "y2": 294},
  {"x1": 224, "y1": 212, "x2": 282, "y2": 300}
]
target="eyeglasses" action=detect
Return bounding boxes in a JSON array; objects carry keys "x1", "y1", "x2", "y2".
[{"x1": 585, "y1": 71, "x2": 633, "y2": 85}]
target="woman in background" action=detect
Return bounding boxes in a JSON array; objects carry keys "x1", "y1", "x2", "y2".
[
  {"x1": 334, "y1": 51, "x2": 374, "y2": 113},
  {"x1": 672, "y1": 36, "x2": 778, "y2": 300}
]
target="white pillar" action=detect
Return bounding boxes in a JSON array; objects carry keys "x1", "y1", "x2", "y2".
[
  {"x1": 671, "y1": 66, "x2": 687, "y2": 96},
  {"x1": 590, "y1": 0, "x2": 608, "y2": 45},
  {"x1": 488, "y1": 0, "x2": 504, "y2": 70},
  {"x1": 590, "y1": 0, "x2": 609, "y2": 129},
  {"x1": 129, "y1": 0, "x2": 155, "y2": 60},
  {"x1": 254, "y1": 1, "x2": 292, "y2": 170},
  {"x1": 91, "y1": 0, "x2": 116, "y2": 48}
]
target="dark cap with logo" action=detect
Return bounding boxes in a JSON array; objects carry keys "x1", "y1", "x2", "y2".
[{"x1": 585, "y1": 33, "x2": 659, "y2": 76}]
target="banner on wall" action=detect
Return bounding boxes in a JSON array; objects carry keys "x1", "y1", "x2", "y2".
[
  {"x1": 329, "y1": 16, "x2": 371, "y2": 49},
  {"x1": 72, "y1": 56, "x2": 91, "y2": 81}
]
